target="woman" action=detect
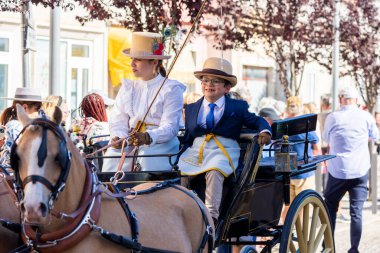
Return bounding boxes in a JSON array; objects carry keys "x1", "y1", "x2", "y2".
[
  {"x1": 102, "y1": 31, "x2": 186, "y2": 172},
  {"x1": 74, "y1": 93, "x2": 110, "y2": 146},
  {"x1": 0, "y1": 87, "x2": 45, "y2": 166}
]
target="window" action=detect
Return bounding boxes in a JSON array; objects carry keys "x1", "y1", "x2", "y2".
[
  {"x1": 242, "y1": 65, "x2": 268, "y2": 80},
  {"x1": 0, "y1": 64, "x2": 8, "y2": 110},
  {"x1": 0, "y1": 38, "x2": 9, "y2": 52},
  {"x1": 71, "y1": 44, "x2": 89, "y2": 57}
]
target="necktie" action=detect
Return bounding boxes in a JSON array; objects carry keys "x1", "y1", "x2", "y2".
[{"x1": 206, "y1": 103, "x2": 216, "y2": 130}]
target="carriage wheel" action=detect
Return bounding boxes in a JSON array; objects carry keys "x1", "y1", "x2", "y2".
[
  {"x1": 279, "y1": 190, "x2": 334, "y2": 253},
  {"x1": 240, "y1": 246, "x2": 258, "y2": 253}
]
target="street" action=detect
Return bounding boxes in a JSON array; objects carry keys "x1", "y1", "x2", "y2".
[{"x1": 334, "y1": 199, "x2": 380, "y2": 253}]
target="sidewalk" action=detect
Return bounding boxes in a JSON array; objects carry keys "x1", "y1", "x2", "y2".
[{"x1": 334, "y1": 199, "x2": 380, "y2": 253}]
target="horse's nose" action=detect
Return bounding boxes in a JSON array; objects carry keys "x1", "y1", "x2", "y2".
[{"x1": 21, "y1": 201, "x2": 48, "y2": 219}]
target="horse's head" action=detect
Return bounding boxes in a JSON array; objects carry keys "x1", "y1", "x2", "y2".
[{"x1": 12, "y1": 104, "x2": 71, "y2": 225}]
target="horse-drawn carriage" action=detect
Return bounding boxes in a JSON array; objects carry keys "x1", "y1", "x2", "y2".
[
  {"x1": 90, "y1": 113, "x2": 335, "y2": 253},
  {"x1": 0, "y1": 109, "x2": 335, "y2": 253}
]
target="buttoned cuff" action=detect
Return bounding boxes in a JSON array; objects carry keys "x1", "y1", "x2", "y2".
[{"x1": 259, "y1": 129, "x2": 272, "y2": 136}]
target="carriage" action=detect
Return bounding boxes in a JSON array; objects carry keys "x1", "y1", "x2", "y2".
[
  {"x1": 0, "y1": 111, "x2": 335, "y2": 253},
  {"x1": 89, "y1": 113, "x2": 335, "y2": 253}
]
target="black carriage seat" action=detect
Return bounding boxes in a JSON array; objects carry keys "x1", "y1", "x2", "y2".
[
  {"x1": 84, "y1": 135, "x2": 110, "y2": 172},
  {"x1": 213, "y1": 134, "x2": 283, "y2": 246}
]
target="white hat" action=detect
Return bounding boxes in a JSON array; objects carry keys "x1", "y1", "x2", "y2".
[
  {"x1": 122, "y1": 32, "x2": 171, "y2": 60},
  {"x1": 339, "y1": 86, "x2": 359, "y2": 99},
  {"x1": 2, "y1": 87, "x2": 47, "y2": 102},
  {"x1": 87, "y1": 89, "x2": 115, "y2": 106}
]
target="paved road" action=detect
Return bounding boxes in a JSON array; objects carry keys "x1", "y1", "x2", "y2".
[{"x1": 334, "y1": 199, "x2": 380, "y2": 253}]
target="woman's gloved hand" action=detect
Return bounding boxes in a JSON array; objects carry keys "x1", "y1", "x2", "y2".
[{"x1": 129, "y1": 132, "x2": 152, "y2": 146}]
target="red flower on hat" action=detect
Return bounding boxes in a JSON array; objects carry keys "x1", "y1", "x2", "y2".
[{"x1": 153, "y1": 42, "x2": 164, "y2": 55}]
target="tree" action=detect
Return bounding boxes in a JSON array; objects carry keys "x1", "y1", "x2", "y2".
[
  {"x1": 204, "y1": 0, "x2": 331, "y2": 98},
  {"x1": 312, "y1": 0, "x2": 380, "y2": 113},
  {"x1": 0, "y1": 0, "x2": 73, "y2": 12}
]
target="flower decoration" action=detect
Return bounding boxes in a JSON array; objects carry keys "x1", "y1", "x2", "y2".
[{"x1": 152, "y1": 39, "x2": 164, "y2": 55}]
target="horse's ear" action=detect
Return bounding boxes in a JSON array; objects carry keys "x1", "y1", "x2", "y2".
[
  {"x1": 46, "y1": 106, "x2": 63, "y2": 125},
  {"x1": 16, "y1": 104, "x2": 32, "y2": 126}
]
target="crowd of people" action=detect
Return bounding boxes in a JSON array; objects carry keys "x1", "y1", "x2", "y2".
[{"x1": 0, "y1": 31, "x2": 378, "y2": 253}]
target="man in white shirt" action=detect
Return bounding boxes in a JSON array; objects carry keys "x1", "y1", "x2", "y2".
[{"x1": 323, "y1": 86, "x2": 379, "y2": 253}]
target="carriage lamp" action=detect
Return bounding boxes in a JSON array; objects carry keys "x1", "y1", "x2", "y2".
[{"x1": 274, "y1": 135, "x2": 297, "y2": 173}]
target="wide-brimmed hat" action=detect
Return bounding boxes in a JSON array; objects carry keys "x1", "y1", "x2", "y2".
[
  {"x1": 2, "y1": 87, "x2": 47, "y2": 102},
  {"x1": 194, "y1": 57, "x2": 237, "y2": 87},
  {"x1": 87, "y1": 89, "x2": 115, "y2": 106},
  {"x1": 122, "y1": 32, "x2": 171, "y2": 60}
]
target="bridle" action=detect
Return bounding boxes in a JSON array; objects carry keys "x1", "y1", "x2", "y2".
[{"x1": 10, "y1": 118, "x2": 72, "y2": 209}]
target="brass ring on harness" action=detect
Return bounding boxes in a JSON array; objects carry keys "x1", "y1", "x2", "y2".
[{"x1": 111, "y1": 171, "x2": 125, "y2": 185}]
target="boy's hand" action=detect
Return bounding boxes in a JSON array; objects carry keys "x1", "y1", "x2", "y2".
[{"x1": 258, "y1": 132, "x2": 271, "y2": 145}]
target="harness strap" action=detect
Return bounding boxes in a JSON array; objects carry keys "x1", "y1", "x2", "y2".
[
  {"x1": 100, "y1": 230, "x2": 179, "y2": 253},
  {"x1": 198, "y1": 133, "x2": 236, "y2": 176},
  {"x1": 0, "y1": 218, "x2": 21, "y2": 233},
  {"x1": 110, "y1": 184, "x2": 139, "y2": 242},
  {"x1": 7, "y1": 244, "x2": 31, "y2": 253}
]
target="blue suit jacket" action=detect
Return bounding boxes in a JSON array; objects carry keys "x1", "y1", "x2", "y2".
[{"x1": 182, "y1": 95, "x2": 271, "y2": 148}]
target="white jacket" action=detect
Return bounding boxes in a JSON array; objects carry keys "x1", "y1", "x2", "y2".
[{"x1": 109, "y1": 74, "x2": 186, "y2": 144}]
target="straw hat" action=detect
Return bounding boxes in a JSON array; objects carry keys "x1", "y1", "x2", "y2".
[
  {"x1": 2, "y1": 87, "x2": 47, "y2": 102},
  {"x1": 122, "y1": 32, "x2": 171, "y2": 60},
  {"x1": 194, "y1": 57, "x2": 237, "y2": 87}
]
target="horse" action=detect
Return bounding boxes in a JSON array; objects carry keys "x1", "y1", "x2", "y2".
[
  {"x1": 0, "y1": 169, "x2": 21, "y2": 253},
  {"x1": 12, "y1": 104, "x2": 213, "y2": 253}
]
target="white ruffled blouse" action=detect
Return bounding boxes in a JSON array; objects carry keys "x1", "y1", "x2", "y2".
[{"x1": 109, "y1": 74, "x2": 186, "y2": 145}]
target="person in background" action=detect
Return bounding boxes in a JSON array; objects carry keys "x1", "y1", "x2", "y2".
[
  {"x1": 0, "y1": 88, "x2": 45, "y2": 166},
  {"x1": 75, "y1": 93, "x2": 110, "y2": 146},
  {"x1": 280, "y1": 96, "x2": 319, "y2": 222},
  {"x1": 42, "y1": 95, "x2": 70, "y2": 129},
  {"x1": 87, "y1": 89, "x2": 115, "y2": 118},
  {"x1": 258, "y1": 107, "x2": 280, "y2": 158},
  {"x1": 179, "y1": 57, "x2": 271, "y2": 224},
  {"x1": 103, "y1": 31, "x2": 186, "y2": 172},
  {"x1": 323, "y1": 86, "x2": 379, "y2": 253}
]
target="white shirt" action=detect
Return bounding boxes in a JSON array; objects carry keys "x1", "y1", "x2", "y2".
[
  {"x1": 109, "y1": 75, "x2": 186, "y2": 145},
  {"x1": 197, "y1": 96, "x2": 225, "y2": 128},
  {"x1": 323, "y1": 105, "x2": 379, "y2": 179}
]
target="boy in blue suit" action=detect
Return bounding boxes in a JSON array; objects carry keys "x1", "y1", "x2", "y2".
[{"x1": 178, "y1": 57, "x2": 272, "y2": 222}]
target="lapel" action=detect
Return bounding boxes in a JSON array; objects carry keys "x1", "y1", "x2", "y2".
[
  {"x1": 215, "y1": 95, "x2": 233, "y2": 129},
  {"x1": 187, "y1": 97, "x2": 204, "y2": 132}
]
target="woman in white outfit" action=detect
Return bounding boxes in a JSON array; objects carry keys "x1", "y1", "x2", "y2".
[{"x1": 102, "y1": 32, "x2": 186, "y2": 172}]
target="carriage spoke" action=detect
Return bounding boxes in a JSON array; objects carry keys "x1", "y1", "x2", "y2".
[
  {"x1": 307, "y1": 206, "x2": 320, "y2": 252},
  {"x1": 303, "y1": 203, "x2": 310, "y2": 242},
  {"x1": 289, "y1": 240, "x2": 297, "y2": 253},
  {"x1": 312, "y1": 224, "x2": 327, "y2": 253},
  {"x1": 295, "y1": 217, "x2": 307, "y2": 253}
]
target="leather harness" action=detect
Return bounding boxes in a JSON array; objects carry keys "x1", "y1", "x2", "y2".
[{"x1": 11, "y1": 118, "x2": 213, "y2": 253}]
